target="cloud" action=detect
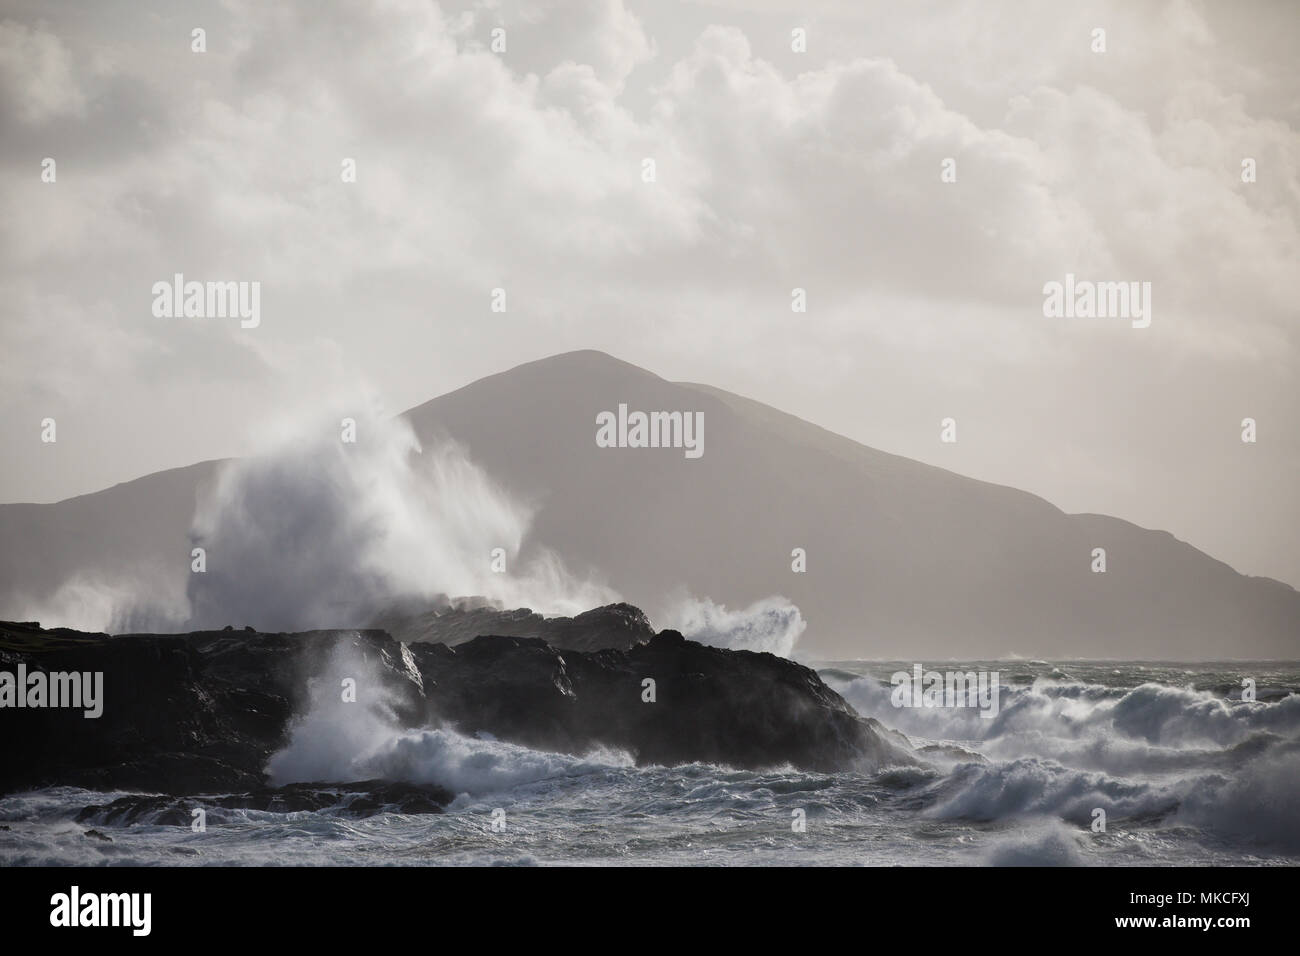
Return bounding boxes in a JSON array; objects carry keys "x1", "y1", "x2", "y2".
[
  {"x1": 0, "y1": 19, "x2": 86, "y2": 123},
  {"x1": 0, "y1": 0, "x2": 1296, "y2": 587}
]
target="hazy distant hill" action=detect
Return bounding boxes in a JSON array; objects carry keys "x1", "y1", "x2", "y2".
[{"x1": 1, "y1": 350, "x2": 1296, "y2": 658}]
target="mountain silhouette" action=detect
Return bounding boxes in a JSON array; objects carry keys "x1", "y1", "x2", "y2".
[{"x1": 2, "y1": 350, "x2": 1295, "y2": 658}]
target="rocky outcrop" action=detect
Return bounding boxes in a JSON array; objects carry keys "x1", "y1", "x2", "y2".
[
  {"x1": 372, "y1": 601, "x2": 655, "y2": 652},
  {"x1": 0, "y1": 612, "x2": 912, "y2": 798},
  {"x1": 409, "y1": 630, "x2": 908, "y2": 771},
  {"x1": 0, "y1": 621, "x2": 398, "y2": 795}
]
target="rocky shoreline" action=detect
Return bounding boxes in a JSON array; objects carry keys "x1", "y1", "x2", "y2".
[{"x1": 0, "y1": 606, "x2": 912, "y2": 802}]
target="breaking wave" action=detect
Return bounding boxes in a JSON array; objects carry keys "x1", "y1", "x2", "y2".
[
  {"x1": 182, "y1": 403, "x2": 619, "y2": 631},
  {"x1": 267, "y1": 642, "x2": 632, "y2": 796},
  {"x1": 827, "y1": 666, "x2": 1300, "y2": 854}
]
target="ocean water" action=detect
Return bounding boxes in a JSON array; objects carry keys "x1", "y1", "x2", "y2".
[{"x1": 2, "y1": 660, "x2": 1297, "y2": 866}]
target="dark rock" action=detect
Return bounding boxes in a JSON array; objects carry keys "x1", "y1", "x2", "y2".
[
  {"x1": 0, "y1": 611, "x2": 912, "y2": 796},
  {"x1": 373, "y1": 601, "x2": 655, "y2": 652},
  {"x1": 83, "y1": 828, "x2": 112, "y2": 842},
  {"x1": 411, "y1": 632, "x2": 912, "y2": 772},
  {"x1": 0, "y1": 622, "x2": 423, "y2": 795}
]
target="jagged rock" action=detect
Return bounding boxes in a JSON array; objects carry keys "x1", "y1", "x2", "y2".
[
  {"x1": 373, "y1": 601, "x2": 655, "y2": 652},
  {"x1": 0, "y1": 611, "x2": 911, "y2": 796},
  {"x1": 410, "y1": 631, "x2": 910, "y2": 771},
  {"x1": 0, "y1": 621, "x2": 419, "y2": 795}
]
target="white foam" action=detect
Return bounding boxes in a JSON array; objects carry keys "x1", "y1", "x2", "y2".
[
  {"x1": 983, "y1": 819, "x2": 1088, "y2": 866},
  {"x1": 267, "y1": 641, "x2": 632, "y2": 795},
  {"x1": 663, "y1": 594, "x2": 805, "y2": 657}
]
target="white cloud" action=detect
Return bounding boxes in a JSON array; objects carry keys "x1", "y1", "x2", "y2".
[
  {"x1": 0, "y1": 0, "x2": 1296, "y2": 586},
  {"x1": 0, "y1": 19, "x2": 87, "y2": 123}
]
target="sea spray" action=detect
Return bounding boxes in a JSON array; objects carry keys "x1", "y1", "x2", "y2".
[
  {"x1": 267, "y1": 639, "x2": 633, "y2": 794},
  {"x1": 186, "y1": 400, "x2": 618, "y2": 632},
  {"x1": 662, "y1": 594, "x2": 806, "y2": 657}
]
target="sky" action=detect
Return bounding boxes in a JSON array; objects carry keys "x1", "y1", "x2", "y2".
[{"x1": 1, "y1": 0, "x2": 1297, "y2": 587}]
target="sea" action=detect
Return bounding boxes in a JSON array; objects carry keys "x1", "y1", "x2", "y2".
[{"x1": 2, "y1": 660, "x2": 1297, "y2": 866}]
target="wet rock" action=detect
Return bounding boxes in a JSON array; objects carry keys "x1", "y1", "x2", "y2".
[{"x1": 2, "y1": 612, "x2": 911, "y2": 795}]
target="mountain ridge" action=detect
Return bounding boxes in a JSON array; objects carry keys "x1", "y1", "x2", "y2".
[{"x1": 1, "y1": 349, "x2": 1295, "y2": 657}]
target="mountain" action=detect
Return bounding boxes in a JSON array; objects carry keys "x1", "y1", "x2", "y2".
[{"x1": 1, "y1": 350, "x2": 1296, "y2": 658}]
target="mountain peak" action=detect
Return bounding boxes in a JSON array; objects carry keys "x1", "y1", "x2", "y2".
[{"x1": 2, "y1": 352, "x2": 1296, "y2": 659}]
